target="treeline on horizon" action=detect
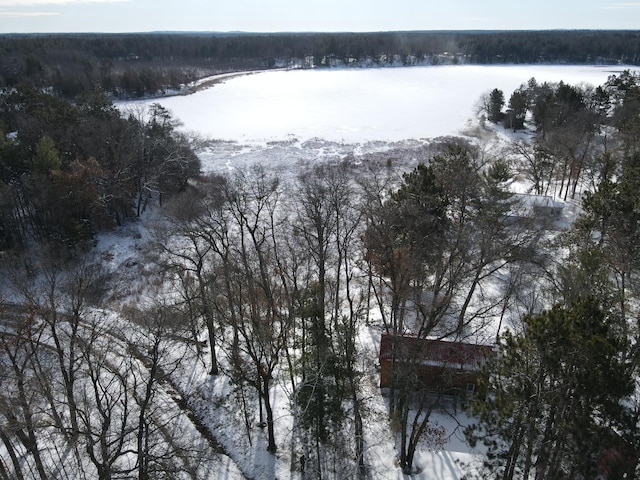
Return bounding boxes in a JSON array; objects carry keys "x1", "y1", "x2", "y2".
[{"x1": 1, "y1": 30, "x2": 640, "y2": 98}]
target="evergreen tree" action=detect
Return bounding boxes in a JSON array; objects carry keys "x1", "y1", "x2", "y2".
[
  {"x1": 576, "y1": 150, "x2": 640, "y2": 321},
  {"x1": 467, "y1": 297, "x2": 634, "y2": 479},
  {"x1": 366, "y1": 141, "x2": 532, "y2": 473},
  {"x1": 488, "y1": 88, "x2": 505, "y2": 123},
  {"x1": 504, "y1": 90, "x2": 527, "y2": 131},
  {"x1": 31, "y1": 135, "x2": 61, "y2": 174}
]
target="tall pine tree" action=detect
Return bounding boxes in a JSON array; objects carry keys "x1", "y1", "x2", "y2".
[{"x1": 467, "y1": 297, "x2": 634, "y2": 479}]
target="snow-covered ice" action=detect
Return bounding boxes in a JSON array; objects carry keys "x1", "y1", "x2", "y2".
[{"x1": 122, "y1": 65, "x2": 630, "y2": 145}]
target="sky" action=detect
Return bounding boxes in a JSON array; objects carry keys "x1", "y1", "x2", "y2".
[{"x1": 0, "y1": 0, "x2": 639, "y2": 34}]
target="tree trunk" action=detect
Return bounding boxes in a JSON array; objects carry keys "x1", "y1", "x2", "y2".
[
  {"x1": 46, "y1": 306, "x2": 81, "y2": 439},
  {"x1": 205, "y1": 315, "x2": 219, "y2": 375},
  {"x1": 198, "y1": 268, "x2": 218, "y2": 375},
  {"x1": 404, "y1": 399, "x2": 434, "y2": 475},
  {"x1": 137, "y1": 338, "x2": 159, "y2": 480},
  {"x1": 398, "y1": 393, "x2": 410, "y2": 473},
  {"x1": 262, "y1": 378, "x2": 277, "y2": 453},
  {"x1": 5, "y1": 346, "x2": 48, "y2": 480},
  {"x1": 457, "y1": 269, "x2": 482, "y2": 333},
  {"x1": 502, "y1": 412, "x2": 525, "y2": 480},
  {"x1": 0, "y1": 429, "x2": 25, "y2": 480}
]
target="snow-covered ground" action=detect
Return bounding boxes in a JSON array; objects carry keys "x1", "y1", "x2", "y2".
[{"x1": 108, "y1": 65, "x2": 637, "y2": 479}]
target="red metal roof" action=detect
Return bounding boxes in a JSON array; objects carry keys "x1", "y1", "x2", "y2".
[{"x1": 379, "y1": 333, "x2": 492, "y2": 370}]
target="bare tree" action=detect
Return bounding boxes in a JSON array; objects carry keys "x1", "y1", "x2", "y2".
[
  {"x1": 152, "y1": 176, "x2": 229, "y2": 375},
  {"x1": 214, "y1": 166, "x2": 292, "y2": 454},
  {"x1": 125, "y1": 304, "x2": 197, "y2": 480},
  {"x1": 0, "y1": 303, "x2": 50, "y2": 480},
  {"x1": 509, "y1": 140, "x2": 554, "y2": 196},
  {"x1": 1, "y1": 249, "x2": 200, "y2": 480},
  {"x1": 291, "y1": 162, "x2": 369, "y2": 477}
]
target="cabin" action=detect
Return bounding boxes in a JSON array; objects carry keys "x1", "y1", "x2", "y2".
[
  {"x1": 509, "y1": 193, "x2": 565, "y2": 222},
  {"x1": 378, "y1": 333, "x2": 492, "y2": 396}
]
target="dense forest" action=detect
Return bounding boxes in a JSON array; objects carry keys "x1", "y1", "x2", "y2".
[
  {"x1": 1, "y1": 30, "x2": 640, "y2": 479},
  {"x1": 1, "y1": 30, "x2": 640, "y2": 98},
  {"x1": 0, "y1": 88, "x2": 199, "y2": 249}
]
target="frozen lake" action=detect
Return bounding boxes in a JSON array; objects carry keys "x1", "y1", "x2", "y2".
[{"x1": 123, "y1": 65, "x2": 632, "y2": 144}]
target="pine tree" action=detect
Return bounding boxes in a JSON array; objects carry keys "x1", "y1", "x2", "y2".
[
  {"x1": 504, "y1": 90, "x2": 527, "y2": 131},
  {"x1": 467, "y1": 297, "x2": 634, "y2": 479},
  {"x1": 488, "y1": 88, "x2": 505, "y2": 123}
]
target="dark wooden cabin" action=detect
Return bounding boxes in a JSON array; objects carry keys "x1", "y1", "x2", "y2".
[{"x1": 378, "y1": 333, "x2": 492, "y2": 396}]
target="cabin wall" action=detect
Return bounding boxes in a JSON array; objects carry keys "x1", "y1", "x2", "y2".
[{"x1": 379, "y1": 359, "x2": 482, "y2": 394}]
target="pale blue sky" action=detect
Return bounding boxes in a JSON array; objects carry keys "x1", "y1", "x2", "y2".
[{"x1": 0, "y1": 0, "x2": 638, "y2": 34}]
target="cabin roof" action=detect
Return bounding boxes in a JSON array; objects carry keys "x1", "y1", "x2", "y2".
[
  {"x1": 514, "y1": 192, "x2": 564, "y2": 207},
  {"x1": 379, "y1": 333, "x2": 493, "y2": 370}
]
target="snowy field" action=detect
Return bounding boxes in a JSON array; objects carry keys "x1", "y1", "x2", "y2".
[{"x1": 113, "y1": 65, "x2": 636, "y2": 479}]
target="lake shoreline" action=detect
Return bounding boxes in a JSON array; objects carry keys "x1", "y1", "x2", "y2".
[{"x1": 120, "y1": 65, "x2": 632, "y2": 144}]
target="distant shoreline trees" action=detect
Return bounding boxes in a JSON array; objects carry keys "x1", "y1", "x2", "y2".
[{"x1": 1, "y1": 30, "x2": 639, "y2": 99}]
